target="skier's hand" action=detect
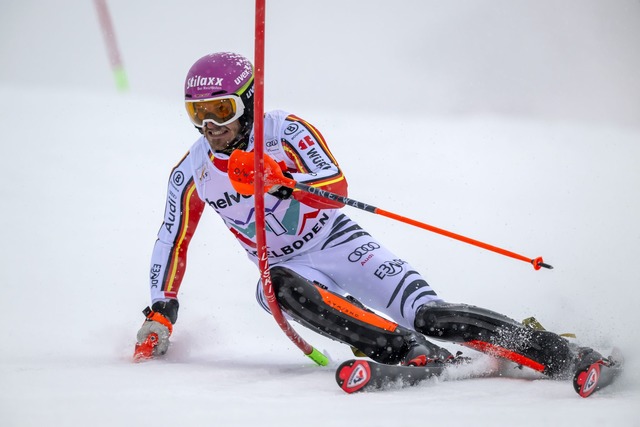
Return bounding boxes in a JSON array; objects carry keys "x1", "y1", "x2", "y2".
[
  {"x1": 267, "y1": 172, "x2": 294, "y2": 199},
  {"x1": 133, "y1": 306, "x2": 175, "y2": 361},
  {"x1": 228, "y1": 150, "x2": 296, "y2": 196}
]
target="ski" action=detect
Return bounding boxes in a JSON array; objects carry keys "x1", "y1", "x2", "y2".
[
  {"x1": 335, "y1": 359, "x2": 447, "y2": 393},
  {"x1": 336, "y1": 348, "x2": 625, "y2": 397},
  {"x1": 572, "y1": 348, "x2": 624, "y2": 398}
]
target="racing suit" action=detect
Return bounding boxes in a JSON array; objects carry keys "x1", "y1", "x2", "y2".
[{"x1": 149, "y1": 110, "x2": 442, "y2": 330}]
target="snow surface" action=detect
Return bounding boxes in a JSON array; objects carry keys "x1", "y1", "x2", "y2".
[
  {"x1": 2, "y1": 1, "x2": 640, "y2": 426},
  {"x1": 1, "y1": 87, "x2": 639, "y2": 426}
]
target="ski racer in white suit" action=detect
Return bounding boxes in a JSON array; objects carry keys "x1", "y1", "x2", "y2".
[{"x1": 136, "y1": 52, "x2": 594, "y2": 378}]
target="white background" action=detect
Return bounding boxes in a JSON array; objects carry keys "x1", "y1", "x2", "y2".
[{"x1": 1, "y1": 1, "x2": 639, "y2": 426}]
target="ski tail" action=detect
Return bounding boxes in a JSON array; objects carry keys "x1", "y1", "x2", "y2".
[{"x1": 336, "y1": 359, "x2": 447, "y2": 393}]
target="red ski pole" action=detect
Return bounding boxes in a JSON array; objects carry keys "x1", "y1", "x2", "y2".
[
  {"x1": 252, "y1": 0, "x2": 328, "y2": 366},
  {"x1": 228, "y1": 151, "x2": 552, "y2": 271},
  {"x1": 292, "y1": 181, "x2": 553, "y2": 270}
]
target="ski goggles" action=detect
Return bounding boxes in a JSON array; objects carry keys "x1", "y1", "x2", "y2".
[{"x1": 185, "y1": 95, "x2": 245, "y2": 127}]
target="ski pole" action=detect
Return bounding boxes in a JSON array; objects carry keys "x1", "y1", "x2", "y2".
[
  {"x1": 292, "y1": 181, "x2": 553, "y2": 270},
  {"x1": 228, "y1": 151, "x2": 553, "y2": 271}
]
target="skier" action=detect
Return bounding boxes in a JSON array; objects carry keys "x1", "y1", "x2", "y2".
[{"x1": 135, "y1": 52, "x2": 598, "y2": 381}]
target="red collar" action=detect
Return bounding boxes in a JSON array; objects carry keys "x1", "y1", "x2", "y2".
[
  {"x1": 209, "y1": 150, "x2": 229, "y2": 172},
  {"x1": 213, "y1": 156, "x2": 228, "y2": 172}
]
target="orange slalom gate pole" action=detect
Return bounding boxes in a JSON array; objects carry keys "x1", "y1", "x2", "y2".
[{"x1": 252, "y1": 0, "x2": 328, "y2": 366}]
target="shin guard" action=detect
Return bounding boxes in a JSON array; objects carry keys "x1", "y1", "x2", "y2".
[
  {"x1": 271, "y1": 266, "x2": 443, "y2": 365},
  {"x1": 415, "y1": 302, "x2": 574, "y2": 377}
]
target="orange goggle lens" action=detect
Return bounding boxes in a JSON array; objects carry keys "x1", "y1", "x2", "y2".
[{"x1": 185, "y1": 95, "x2": 244, "y2": 127}]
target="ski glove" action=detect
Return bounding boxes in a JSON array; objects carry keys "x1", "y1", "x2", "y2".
[
  {"x1": 268, "y1": 172, "x2": 294, "y2": 199},
  {"x1": 133, "y1": 301, "x2": 178, "y2": 361},
  {"x1": 228, "y1": 150, "x2": 296, "y2": 196}
]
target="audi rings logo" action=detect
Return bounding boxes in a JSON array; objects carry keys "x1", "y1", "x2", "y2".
[
  {"x1": 284, "y1": 123, "x2": 299, "y2": 135},
  {"x1": 348, "y1": 242, "x2": 380, "y2": 262}
]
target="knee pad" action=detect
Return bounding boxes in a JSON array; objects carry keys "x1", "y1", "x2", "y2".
[{"x1": 271, "y1": 266, "x2": 419, "y2": 364}]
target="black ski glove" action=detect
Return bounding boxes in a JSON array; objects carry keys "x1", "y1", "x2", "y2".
[{"x1": 267, "y1": 171, "x2": 294, "y2": 200}]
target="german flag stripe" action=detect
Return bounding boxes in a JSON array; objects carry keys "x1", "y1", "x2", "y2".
[
  {"x1": 282, "y1": 141, "x2": 308, "y2": 172},
  {"x1": 281, "y1": 138, "x2": 345, "y2": 188},
  {"x1": 287, "y1": 114, "x2": 340, "y2": 166},
  {"x1": 162, "y1": 177, "x2": 204, "y2": 294},
  {"x1": 304, "y1": 174, "x2": 345, "y2": 188}
]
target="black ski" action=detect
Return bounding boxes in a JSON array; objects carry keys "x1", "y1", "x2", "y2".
[
  {"x1": 336, "y1": 348, "x2": 624, "y2": 396},
  {"x1": 335, "y1": 359, "x2": 447, "y2": 393},
  {"x1": 572, "y1": 348, "x2": 624, "y2": 398}
]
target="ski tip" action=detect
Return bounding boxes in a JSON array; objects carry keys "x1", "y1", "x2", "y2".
[
  {"x1": 573, "y1": 361, "x2": 602, "y2": 398},
  {"x1": 572, "y1": 347, "x2": 624, "y2": 398},
  {"x1": 336, "y1": 360, "x2": 371, "y2": 394}
]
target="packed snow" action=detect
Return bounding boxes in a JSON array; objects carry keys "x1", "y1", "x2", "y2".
[{"x1": 1, "y1": 1, "x2": 639, "y2": 426}]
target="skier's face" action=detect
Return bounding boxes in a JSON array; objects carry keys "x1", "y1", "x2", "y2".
[{"x1": 203, "y1": 119, "x2": 242, "y2": 152}]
